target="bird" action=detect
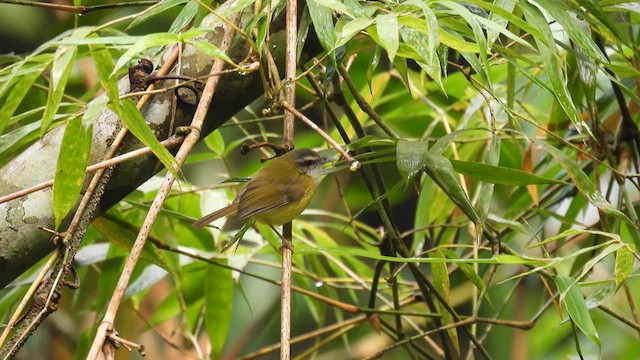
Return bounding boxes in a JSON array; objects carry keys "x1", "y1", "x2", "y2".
[{"x1": 192, "y1": 148, "x2": 329, "y2": 228}]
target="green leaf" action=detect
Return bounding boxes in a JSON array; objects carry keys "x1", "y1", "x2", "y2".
[
  {"x1": 217, "y1": 0, "x2": 257, "y2": 18},
  {"x1": 450, "y1": 159, "x2": 567, "y2": 185},
  {"x1": 533, "y1": 0, "x2": 607, "y2": 63},
  {"x1": 423, "y1": 151, "x2": 481, "y2": 223},
  {"x1": 307, "y1": 0, "x2": 337, "y2": 53},
  {"x1": 119, "y1": 99, "x2": 178, "y2": 176},
  {"x1": 614, "y1": 245, "x2": 634, "y2": 288},
  {"x1": 402, "y1": 0, "x2": 442, "y2": 84},
  {"x1": 53, "y1": 115, "x2": 93, "y2": 228},
  {"x1": 89, "y1": 43, "x2": 120, "y2": 106},
  {"x1": 493, "y1": 254, "x2": 550, "y2": 266},
  {"x1": 205, "y1": 261, "x2": 234, "y2": 358},
  {"x1": 337, "y1": 18, "x2": 374, "y2": 47},
  {"x1": 553, "y1": 275, "x2": 601, "y2": 347},
  {"x1": 486, "y1": 0, "x2": 516, "y2": 46},
  {"x1": 41, "y1": 44, "x2": 78, "y2": 136},
  {"x1": 431, "y1": 250, "x2": 459, "y2": 354},
  {"x1": 113, "y1": 33, "x2": 181, "y2": 74},
  {"x1": 397, "y1": 140, "x2": 480, "y2": 223},
  {"x1": 396, "y1": 139, "x2": 428, "y2": 182},
  {"x1": 533, "y1": 139, "x2": 630, "y2": 223},
  {"x1": 520, "y1": 2, "x2": 589, "y2": 137},
  {"x1": 312, "y1": 0, "x2": 358, "y2": 19},
  {"x1": 168, "y1": 0, "x2": 200, "y2": 34},
  {"x1": 128, "y1": 0, "x2": 189, "y2": 30},
  {"x1": 436, "y1": 0, "x2": 490, "y2": 86},
  {"x1": 0, "y1": 62, "x2": 48, "y2": 134},
  {"x1": 188, "y1": 39, "x2": 233, "y2": 63},
  {"x1": 376, "y1": 13, "x2": 399, "y2": 62},
  {"x1": 366, "y1": 45, "x2": 381, "y2": 91},
  {"x1": 204, "y1": 130, "x2": 225, "y2": 156}
]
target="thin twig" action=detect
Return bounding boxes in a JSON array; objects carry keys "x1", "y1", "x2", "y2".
[
  {"x1": 337, "y1": 65, "x2": 399, "y2": 139},
  {"x1": 279, "y1": 0, "x2": 298, "y2": 356},
  {"x1": 0, "y1": 134, "x2": 184, "y2": 204},
  {"x1": 280, "y1": 103, "x2": 360, "y2": 169}
]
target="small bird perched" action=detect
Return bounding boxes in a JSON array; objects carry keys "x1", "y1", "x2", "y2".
[{"x1": 192, "y1": 148, "x2": 329, "y2": 228}]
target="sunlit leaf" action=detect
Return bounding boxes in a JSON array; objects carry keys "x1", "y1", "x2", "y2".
[
  {"x1": 533, "y1": 139, "x2": 630, "y2": 223},
  {"x1": 307, "y1": 0, "x2": 337, "y2": 53},
  {"x1": 450, "y1": 159, "x2": 567, "y2": 186},
  {"x1": 376, "y1": 13, "x2": 399, "y2": 62},
  {"x1": 205, "y1": 261, "x2": 234, "y2": 358},
  {"x1": 119, "y1": 99, "x2": 178, "y2": 176},
  {"x1": 53, "y1": 95, "x2": 102, "y2": 229},
  {"x1": 614, "y1": 245, "x2": 634, "y2": 288},
  {"x1": 554, "y1": 275, "x2": 601, "y2": 347}
]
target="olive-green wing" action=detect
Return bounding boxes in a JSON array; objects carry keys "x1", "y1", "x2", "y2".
[{"x1": 236, "y1": 180, "x2": 305, "y2": 220}]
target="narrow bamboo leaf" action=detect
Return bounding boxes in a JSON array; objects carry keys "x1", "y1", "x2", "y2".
[
  {"x1": 204, "y1": 130, "x2": 225, "y2": 156},
  {"x1": 312, "y1": 0, "x2": 358, "y2": 18},
  {"x1": 474, "y1": 136, "x2": 500, "y2": 222},
  {"x1": 450, "y1": 159, "x2": 567, "y2": 185},
  {"x1": 119, "y1": 99, "x2": 178, "y2": 176},
  {"x1": 411, "y1": 177, "x2": 436, "y2": 254},
  {"x1": 366, "y1": 45, "x2": 381, "y2": 92},
  {"x1": 393, "y1": 56, "x2": 409, "y2": 86},
  {"x1": 576, "y1": 241, "x2": 623, "y2": 281},
  {"x1": 403, "y1": 0, "x2": 441, "y2": 84},
  {"x1": 533, "y1": 0, "x2": 607, "y2": 63},
  {"x1": 553, "y1": 275, "x2": 601, "y2": 347},
  {"x1": 585, "y1": 282, "x2": 617, "y2": 310},
  {"x1": 529, "y1": 228, "x2": 620, "y2": 248},
  {"x1": 297, "y1": 8, "x2": 313, "y2": 60},
  {"x1": 41, "y1": 45, "x2": 77, "y2": 136},
  {"x1": 53, "y1": 116, "x2": 93, "y2": 228},
  {"x1": 431, "y1": 250, "x2": 459, "y2": 354},
  {"x1": 128, "y1": 0, "x2": 188, "y2": 29},
  {"x1": 307, "y1": 0, "x2": 337, "y2": 53},
  {"x1": 0, "y1": 121, "x2": 41, "y2": 162},
  {"x1": 486, "y1": 0, "x2": 516, "y2": 46},
  {"x1": 614, "y1": 245, "x2": 634, "y2": 288},
  {"x1": 520, "y1": 2, "x2": 589, "y2": 137},
  {"x1": 0, "y1": 63, "x2": 48, "y2": 134},
  {"x1": 396, "y1": 139, "x2": 428, "y2": 182},
  {"x1": 399, "y1": 26, "x2": 442, "y2": 88},
  {"x1": 493, "y1": 254, "x2": 550, "y2": 266},
  {"x1": 436, "y1": 0, "x2": 490, "y2": 86},
  {"x1": 89, "y1": 43, "x2": 120, "y2": 105},
  {"x1": 113, "y1": 33, "x2": 181, "y2": 74},
  {"x1": 376, "y1": 13, "x2": 399, "y2": 62},
  {"x1": 438, "y1": 29, "x2": 479, "y2": 53},
  {"x1": 337, "y1": 18, "x2": 374, "y2": 48},
  {"x1": 440, "y1": 249, "x2": 487, "y2": 296},
  {"x1": 573, "y1": 20, "x2": 597, "y2": 105},
  {"x1": 189, "y1": 40, "x2": 233, "y2": 63},
  {"x1": 168, "y1": 0, "x2": 200, "y2": 34},
  {"x1": 422, "y1": 151, "x2": 481, "y2": 223},
  {"x1": 341, "y1": 0, "x2": 365, "y2": 18},
  {"x1": 463, "y1": 0, "x2": 544, "y2": 45},
  {"x1": 534, "y1": 139, "x2": 630, "y2": 223},
  {"x1": 217, "y1": 0, "x2": 256, "y2": 18},
  {"x1": 398, "y1": 15, "x2": 478, "y2": 53},
  {"x1": 205, "y1": 261, "x2": 234, "y2": 358}
]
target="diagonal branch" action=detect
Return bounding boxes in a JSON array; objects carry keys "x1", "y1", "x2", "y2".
[{"x1": 85, "y1": 14, "x2": 240, "y2": 360}]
